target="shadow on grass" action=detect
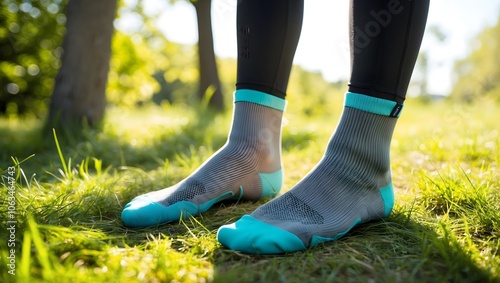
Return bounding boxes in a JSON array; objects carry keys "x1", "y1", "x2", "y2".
[
  {"x1": 0, "y1": 107, "x2": 225, "y2": 179},
  {"x1": 208, "y1": 208, "x2": 494, "y2": 283},
  {"x1": 0, "y1": 107, "x2": 226, "y2": 250}
]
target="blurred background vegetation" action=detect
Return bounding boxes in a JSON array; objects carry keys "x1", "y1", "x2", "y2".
[
  {"x1": 1, "y1": 0, "x2": 67, "y2": 118},
  {"x1": 1, "y1": 0, "x2": 499, "y2": 124}
]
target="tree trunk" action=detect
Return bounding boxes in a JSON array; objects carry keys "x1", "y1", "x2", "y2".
[
  {"x1": 193, "y1": 0, "x2": 224, "y2": 110},
  {"x1": 48, "y1": 0, "x2": 117, "y2": 128}
]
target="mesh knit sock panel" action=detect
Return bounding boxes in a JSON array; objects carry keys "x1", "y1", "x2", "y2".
[
  {"x1": 218, "y1": 92, "x2": 400, "y2": 253},
  {"x1": 122, "y1": 90, "x2": 284, "y2": 227}
]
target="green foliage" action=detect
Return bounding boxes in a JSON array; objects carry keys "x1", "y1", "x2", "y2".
[
  {"x1": 107, "y1": 31, "x2": 160, "y2": 107},
  {"x1": 288, "y1": 66, "x2": 345, "y2": 118},
  {"x1": 0, "y1": 0, "x2": 67, "y2": 117},
  {"x1": 107, "y1": 2, "x2": 199, "y2": 108},
  {"x1": 451, "y1": 16, "x2": 500, "y2": 102},
  {"x1": 106, "y1": 30, "x2": 200, "y2": 108},
  {"x1": 0, "y1": 0, "x2": 203, "y2": 117}
]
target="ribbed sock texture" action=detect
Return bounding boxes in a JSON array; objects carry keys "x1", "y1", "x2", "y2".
[
  {"x1": 121, "y1": 89, "x2": 286, "y2": 227},
  {"x1": 127, "y1": 98, "x2": 283, "y2": 215},
  {"x1": 250, "y1": 104, "x2": 396, "y2": 246}
]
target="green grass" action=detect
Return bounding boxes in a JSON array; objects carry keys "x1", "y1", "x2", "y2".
[{"x1": 0, "y1": 96, "x2": 499, "y2": 283}]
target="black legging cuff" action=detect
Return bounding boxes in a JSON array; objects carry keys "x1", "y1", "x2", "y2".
[
  {"x1": 348, "y1": 0, "x2": 429, "y2": 103},
  {"x1": 236, "y1": 0, "x2": 304, "y2": 99},
  {"x1": 235, "y1": 0, "x2": 428, "y2": 103}
]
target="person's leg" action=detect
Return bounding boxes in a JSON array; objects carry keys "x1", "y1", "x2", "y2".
[
  {"x1": 218, "y1": 0, "x2": 429, "y2": 254},
  {"x1": 121, "y1": 0, "x2": 304, "y2": 227}
]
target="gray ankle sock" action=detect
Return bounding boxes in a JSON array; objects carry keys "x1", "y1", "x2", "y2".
[
  {"x1": 122, "y1": 90, "x2": 285, "y2": 227},
  {"x1": 217, "y1": 92, "x2": 401, "y2": 253},
  {"x1": 251, "y1": 103, "x2": 396, "y2": 245}
]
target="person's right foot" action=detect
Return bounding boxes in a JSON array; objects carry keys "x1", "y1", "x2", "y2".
[{"x1": 121, "y1": 90, "x2": 286, "y2": 228}]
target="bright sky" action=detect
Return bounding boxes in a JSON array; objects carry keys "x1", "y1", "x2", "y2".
[{"x1": 127, "y1": 0, "x2": 500, "y2": 96}]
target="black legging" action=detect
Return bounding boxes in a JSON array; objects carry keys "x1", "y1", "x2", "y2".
[{"x1": 236, "y1": 0, "x2": 430, "y2": 103}]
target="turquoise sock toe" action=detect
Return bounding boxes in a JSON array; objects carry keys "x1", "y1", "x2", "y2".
[
  {"x1": 122, "y1": 168, "x2": 283, "y2": 227},
  {"x1": 217, "y1": 215, "x2": 306, "y2": 254},
  {"x1": 122, "y1": 191, "x2": 234, "y2": 227},
  {"x1": 121, "y1": 195, "x2": 197, "y2": 227}
]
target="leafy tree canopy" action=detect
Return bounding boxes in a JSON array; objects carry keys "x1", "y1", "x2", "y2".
[
  {"x1": 0, "y1": 0, "x2": 202, "y2": 117},
  {"x1": 0, "y1": 0, "x2": 67, "y2": 117},
  {"x1": 451, "y1": 16, "x2": 500, "y2": 102}
]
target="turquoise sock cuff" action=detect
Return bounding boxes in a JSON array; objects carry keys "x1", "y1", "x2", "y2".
[
  {"x1": 234, "y1": 89, "x2": 286, "y2": 111},
  {"x1": 345, "y1": 92, "x2": 403, "y2": 118}
]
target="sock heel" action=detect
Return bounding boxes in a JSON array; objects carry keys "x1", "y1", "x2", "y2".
[
  {"x1": 259, "y1": 169, "x2": 283, "y2": 198},
  {"x1": 379, "y1": 183, "x2": 395, "y2": 217}
]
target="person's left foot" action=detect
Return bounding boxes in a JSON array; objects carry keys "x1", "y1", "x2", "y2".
[{"x1": 217, "y1": 93, "x2": 400, "y2": 254}]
